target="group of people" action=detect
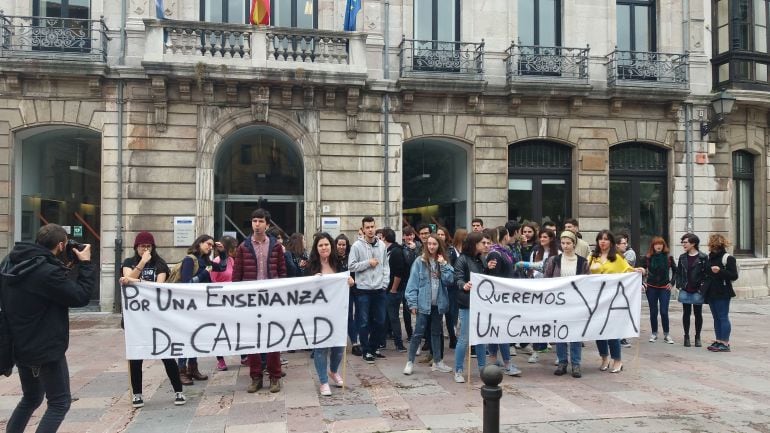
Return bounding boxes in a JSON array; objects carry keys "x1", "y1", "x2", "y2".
[{"x1": 0, "y1": 210, "x2": 741, "y2": 432}]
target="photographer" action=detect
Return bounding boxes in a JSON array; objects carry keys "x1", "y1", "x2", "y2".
[{"x1": 1, "y1": 223, "x2": 94, "y2": 433}]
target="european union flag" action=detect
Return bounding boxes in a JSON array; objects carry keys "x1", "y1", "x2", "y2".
[
  {"x1": 155, "y1": 0, "x2": 165, "y2": 19},
  {"x1": 344, "y1": 0, "x2": 361, "y2": 31}
]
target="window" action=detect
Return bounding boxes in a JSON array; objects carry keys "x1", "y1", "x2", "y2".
[
  {"x1": 414, "y1": 0, "x2": 460, "y2": 42},
  {"x1": 733, "y1": 151, "x2": 754, "y2": 253},
  {"x1": 617, "y1": 0, "x2": 656, "y2": 52},
  {"x1": 518, "y1": 0, "x2": 561, "y2": 47},
  {"x1": 201, "y1": 0, "x2": 317, "y2": 26},
  {"x1": 507, "y1": 141, "x2": 571, "y2": 228},
  {"x1": 34, "y1": 0, "x2": 90, "y2": 19},
  {"x1": 713, "y1": 0, "x2": 770, "y2": 87},
  {"x1": 32, "y1": 0, "x2": 91, "y2": 53}
]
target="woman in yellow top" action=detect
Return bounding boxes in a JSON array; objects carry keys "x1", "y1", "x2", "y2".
[{"x1": 589, "y1": 230, "x2": 644, "y2": 373}]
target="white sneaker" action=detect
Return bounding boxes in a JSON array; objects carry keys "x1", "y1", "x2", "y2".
[
  {"x1": 431, "y1": 361, "x2": 452, "y2": 373},
  {"x1": 510, "y1": 345, "x2": 517, "y2": 356},
  {"x1": 454, "y1": 371, "x2": 465, "y2": 383},
  {"x1": 649, "y1": 334, "x2": 658, "y2": 343},
  {"x1": 319, "y1": 383, "x2": 332, "y2": 396},
  {"x1": 505, "y1": 365, "x2": 522, "y2": 376},
  {"x1": 173, "y1": 392, "x2": 186, "y2": 406},
  {"x1": 663, "y1": 334, "x2": 675, "y2": 344},
  {"x1": 527, "y1": 352, "x2": 539, "y2": 363},
  {"x1": 403, "y1": 361, "x2": 414, "y2": 375},
  {"x1": 553, "y1": 359, "x2": 560, "y2": 366},
  {"x1": 132, "y1": 394, "x2": 144, "y2": 408},
  {"x1": 329, "y1": 371, "x2": 344, "y2": 387},
  {"x1": 415, "y1": 346, "x2": 421, "y2": 356}
]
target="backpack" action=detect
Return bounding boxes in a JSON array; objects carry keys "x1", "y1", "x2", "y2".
[
  {"x1": 721, "y1": 252, "x2": 740, "y2": 274},
  {"x1": 0, "y1": 258, "x2": 14, "y2": 377},
  {"x1": 402, "y1": 244, "x2": 418, "y2": 275},
  {"x1": 166, "y1": 254, "x2": 199, "y2": 283}
]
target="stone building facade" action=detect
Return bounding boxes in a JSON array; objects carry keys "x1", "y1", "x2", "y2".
[{"x1": 0, "y1": 0, "x2": 768, "y2": 310}]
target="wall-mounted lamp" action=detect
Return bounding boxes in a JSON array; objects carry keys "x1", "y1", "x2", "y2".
[{"x1": 700, "y1": 89, "x2": 736, "y2": 140}]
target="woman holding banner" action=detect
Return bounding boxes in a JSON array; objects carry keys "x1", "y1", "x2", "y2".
[
  {"x1": 119, "y1": 231, "x2": 186, "y2": 407},
  {"x1": 452, "y1": 231, "x2": 489, "y2": 383},
  {"x1": 589, "y1": 230, "x2": 644, "y2": 374},
  {"x1": 543, "y1": 231, "x2": 589, "y2": 378},
  {"x1": 308, "y1": 232, "x2": 354, "y2": 396},
  {"x1": 177, "y1": 234, "x2": 228, "y2": 385}
]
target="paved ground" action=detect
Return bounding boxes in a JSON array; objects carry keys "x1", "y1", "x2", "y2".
[{"x1": 2, "y1": 298, "x2": 770, "y2": 433}]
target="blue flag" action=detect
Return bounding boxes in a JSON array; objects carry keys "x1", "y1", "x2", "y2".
[
  {"x1": 344, "y1": 0, "x2": 361, "y2": 31},
  {"x1": 155, "y1": 0, "x2": 165, "y2": 19}
]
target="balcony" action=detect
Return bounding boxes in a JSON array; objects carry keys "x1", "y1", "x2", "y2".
[
  {"x1": 142, "y1": 19, "x2": 367, "y2": 87},
  {"x1": 504, "y1": 43, "x2": 591, "y2": 95},
  {"x1": 0, "y1": 13, "x2": 110, "y2": 75},
  {"x1": 606, "y1": 50, "x2": 689, "y2": 97},
  {"x1": 396, "y1": 37, "x2": 486, "y2": 94}
]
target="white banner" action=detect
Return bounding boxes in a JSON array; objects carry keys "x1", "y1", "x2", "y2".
[
  {"x1": 469, "y1": 272, "x2": 642, "y2": 344},
  {"x1": 122, "y1": 273, "x2": 350, "y2": 359}
]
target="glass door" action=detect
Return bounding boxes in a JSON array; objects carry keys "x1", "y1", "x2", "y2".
[{"x1": 610, "y1": 178, "x2": 665, "y2": 255}]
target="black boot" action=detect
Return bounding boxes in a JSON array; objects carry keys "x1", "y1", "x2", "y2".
[
  {"x1": 554, "y1": 363, "x2": 568, "y2": 376},
  {"x1": 694, "y1": 336, "x2": 702, "y2": 347},
  {"x1": 684, "y1": 336, "x2": 691, "y2": 347}
]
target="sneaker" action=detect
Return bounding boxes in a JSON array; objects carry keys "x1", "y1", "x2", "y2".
[
  {"x1": 374, "y1": 350, "x2": 387, "y2": 359},
  {"x1": 505, "y1": 365, "x2": 522, "y2": 376},
  {"x1": 621, "y1": 338, "x2": 632, "y2": 348},
  {"x1": 470, "y1": 347, "x2": 477, "y2": 358},
  {"x1": 363, "y1": 353, "x2": 376, "y2": 364},
  {"x1": 415, "y1": 346, "x2": 422, "y2": 356},
  {"x1": 132, "y1": 394, "x2": 144, "y2": 408},
  {"x1": 403, "y1": 361, "x2": 414, "y2": 375},
  {"x1": 554, "y1": 364, "x2": 568, "y2": 376},
  {"x1": 431, "y1": 361, "x2": 452, "y2": 373},
  {"x1": 553, "y1": 359, "x2": 560, "y2": 366},
  {"x1": 281, "y1": 357, "x2": 289, "y2": 366},
  {"x1": 329, "y1": 371, "x2": 344, "y2": 387},
  {"x1": 395, "y1": 344, "x2": 407, "y2": 353},
  {"x1": 216, "y1": 359, "x2": 228, "y2": 371},
  {"x1": 518, "y1": 345, "x2": 533, "y2": 355},
  {"x1": 174, "y1": 392, "x2": 186, "y2": 406},
  {"x1": 571, "y1": 365, "x2": 582, "y2": 378},
  {"x1": 351, "y1": 345, "x2": 362, "y2": 357},
  {"x1": 527, "y1": 352, "x2": 539, "y2": 363},
  {"x1": 717, "y1": 343, "x2": 731, "y2": 352},
  {"x1": 319, "y1": 383, "x2": 332, "y2": 396},
  {"x1": 663, "y1": 335, "x2": 675, "y2": 344},
  {"x1": 510, "y1": 346, "x2": 517, "y2": 356},
  {"x1": 378, "y1": 342, "x2": 387, "y2": 350},
  {"x1": 454, "y1": 371, "x2": 466, "y2": 383},
  {"x1": 649, "y1": 334, "x2": 658, "y2": 343}
]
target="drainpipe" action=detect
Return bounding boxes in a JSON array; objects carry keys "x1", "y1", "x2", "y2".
[
  {"x1": 114, "y1": 0, "x2": 127, "y2": 312},
  {"x1": 682, "y1": 0, "x2": 694, "y2": 233},
  {"x1": 382, "y1": 0, "x2": 390, "y2": 226}
]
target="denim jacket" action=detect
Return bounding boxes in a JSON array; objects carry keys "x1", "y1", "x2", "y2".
[{"x1": 405, "y1": 257, "x2": 453, "y2": 315}]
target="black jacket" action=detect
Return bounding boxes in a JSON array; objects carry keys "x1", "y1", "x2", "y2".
[
  {"x1": 0, "y1": 242, "x2": 94, "y2": 366},
  {"x1": 454, "y1": 253, "x2": 485, "y2": 309},
  {"x1": 387, "y1": 243, "x2": 407, "y2": 291},
  {"x1": 641, "y1": 253, "x2": 676, "y2": 288},
  {"x1": 675, "y1": 251, "x2": 708, "y2": 293},
  {"x1": 703, "y1": 251, "x2": 738, "y2": 301}
]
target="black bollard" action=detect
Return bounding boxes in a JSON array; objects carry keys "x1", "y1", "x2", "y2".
[{"x1": 480, "y1": 364, "x2": 503, "y2": 433}]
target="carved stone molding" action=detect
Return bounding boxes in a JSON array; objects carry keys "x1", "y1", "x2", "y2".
[
  {"x1": 282, "y1": 86, "x2": 293, "y2": 107},
  {"x1": 467, "y1": 94, "x2": 479, "y2": 110},
  {"x1": 250, "y1": 86, "x2": 270, "y2": 122},
  {"x1": 226, "y1": 82, "x2": 238, "y2": 103},
  {"x1": 4, "y1": 73, "x2": 21, "y2": 94},
  {"x1": 150, "y1": 76, "x2": 167, "y2": 132},
  {"x1": 304, "y1": 87, "x2": 314, "y2": 108},
  {"x1": 346, "y1": 87, "x2": 360, "y2": 139},
  {"x1": 509, "y1": 96, "x2": 522, "y2": 113},
  {"x1": 325, "y1": 88, "x2": 336, "y2": 107},
  {"x1": 178, "y1": 80, "x2": 191, "y2": 101},
  {"x1": 667, "y1": 101, "x2": 681, "y2": 121},
  {"x1": 610, "y1": 98, "x2": 623, "y2": 115},
  {"x1": 570, "y1": 97, "x2": 583, "y2": 114},
  {"x1": 88, "y1": 77, "x2": 102, "y2": 98},
  {"x1": 203, "y1": 81, "x2": 214, "y2": 102},
  {"x1": 402, "y1": 92, "x2": 414, "y2": 108}
]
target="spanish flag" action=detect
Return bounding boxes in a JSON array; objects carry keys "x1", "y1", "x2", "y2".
[{"x1": 250, "y1": 0, "x2": 269, "y2": 25}]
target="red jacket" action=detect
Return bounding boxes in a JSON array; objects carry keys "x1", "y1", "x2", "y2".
[{"x1": 232, "y1": 235, "x2": 287, "y2": 281}]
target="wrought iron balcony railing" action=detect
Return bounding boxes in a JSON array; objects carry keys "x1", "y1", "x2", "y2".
[
  {"x1": 504, "y1": 43, "x2": 589, "y2": 82},
  {"x1": 606, "y1": 49, "x2": 689, "y2": 88},
  {"x1": 0, "y1": 12, "x2": 110, "y2": 62},
  {"x1": 398, "y1": 37, "x2": 484, "y2": 79}
]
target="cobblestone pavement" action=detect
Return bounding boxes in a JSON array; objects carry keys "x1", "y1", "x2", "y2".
[{"x1": 2, "y1": 298, "x2": 770, "y2": 432}]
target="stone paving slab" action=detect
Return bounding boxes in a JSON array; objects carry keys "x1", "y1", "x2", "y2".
[{"x1": 6, "y1": 300, "x2": 770, "y2": 431}]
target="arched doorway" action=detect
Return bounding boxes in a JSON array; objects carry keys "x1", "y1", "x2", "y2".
[
  {"x1": 508, "y1": 140, "x2": 572, "y2": 227},
  {"x1": 15, "y1": 126, "x2": 102, "y2": 302},
  {"x1": 402, "y1": 138, "x2": 469, "y2": 232},
  {"x1": 609, "y1": 142, "x2": 668, "y2": 255},
  {"x1": 214, "y1": 125, "x2": 304, "y2": 240}
]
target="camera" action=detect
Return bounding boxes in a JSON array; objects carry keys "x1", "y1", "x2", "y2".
[{"x1": 65, "y1": 239, "x2": 87, "y2": 262}]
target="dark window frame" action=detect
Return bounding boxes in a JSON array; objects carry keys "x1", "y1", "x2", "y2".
[
  {"x1": 520, "y1": 0, "x2": 562, "y2": 47},
  {"x1": 616, "y1": 0, "x2": 657, "y2": 52},
  {"x1": 33, "y1": 0, "x2": 91, "y2": 18},
  {"x1": 712, "y1": 0, "x2": 770, "y2": 89},
  {"x1": 732, "y1": 150, "x2": 755, "y2": 254},
  {"x1": 199, "y1": 0, "x2": 318, "y2": 26},
  {"x1": 413, "y1": 0, "x2": 461, "y2": 42}
]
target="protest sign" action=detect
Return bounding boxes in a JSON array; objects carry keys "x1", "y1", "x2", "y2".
[
  {"x1": 122, "y1": 272, "x2": 349, "y2": 359},
  {"x1": 469, "y1": 272, "x2": 642, "y2": 344}
]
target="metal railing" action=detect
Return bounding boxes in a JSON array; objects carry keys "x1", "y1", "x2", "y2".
[
  {"x1": 505, "y1": 43, "x2": 589, "y2": 81},
  {"x1": 606, "y1": 49, "x2": 689, "y2": 87},
  {"x1": 0, "y1": 12, "x2": 110, "y2": 62},
  {"x1": 267, "y1": 28, "x2": 350, "y2": 64},
  {"x1": 398, "y1": 36, "x2": 484, "y2": 79}
]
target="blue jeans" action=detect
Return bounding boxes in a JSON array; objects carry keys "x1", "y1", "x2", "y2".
[
  {"x1": 177, "y1": 357, "x2": 197, "y2": 368},
  {"x1": 596, "y1": 339, "x2": 621, "y2": 361},
  {"x1": 556, "y1": 342, "x2": 582, "y2": 366},
  {"x1": 313, "y1": 347, "x2": 344, "y2": 385},
  {"x1": 488, "y1": 344, "x2": 510, "y2": 363},
  {"x1": 348, "y1": 292, "x2": 358, "y2": 345},
  {"x1": 386, "y1": 290, "x2": 404, "y2": 347},
  {"x1": 709, "y1": 298, "x2": 732, "y2": 342},
  {"x1": 646, "y1": 287, "x2": 671, "y2": 334},
  {"x1": 455, "y1": 308, "x2": 486, "y2": 373},
  {"x1": 354, "y1": 290, "x2": 387, "y2": 356},
  {"x1": 445, "y1": 285, "x2": 458, "y2": 342},
  {"x1": 408, "y1": 306, "x2": 443, "y2": 362},
  {"x1": 7, "y1": 357, "x2": 71, "y2": 433}
]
